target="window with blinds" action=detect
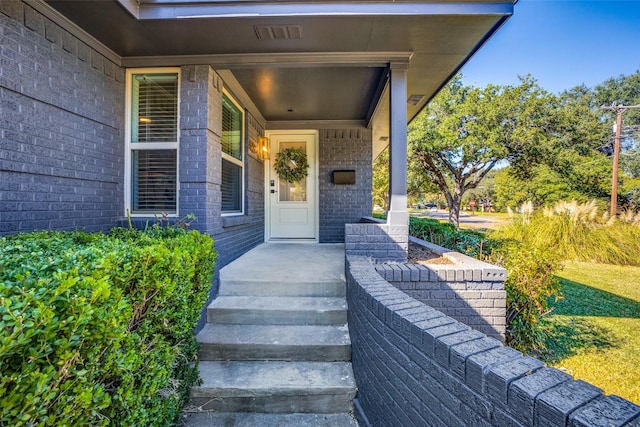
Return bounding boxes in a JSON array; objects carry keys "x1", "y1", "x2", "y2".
[
  {"x1": 221, "y1": 93, "x2": 244, "y2": 214},
  {"x1": 127, "y1": 70, "x2": 179, "y2": 215},
  {"x1": 132, "y1": 150, "x2": 177, "y2": 212},
  {"x1": 131, "y1": 73, "x2": 178, "y2": 143},
  {"x1": 222, "y1": 95, "x2": 243, "y2": 159},
  {"x1": 222, "y1": 159, "x2": 242, "y2": 212}
]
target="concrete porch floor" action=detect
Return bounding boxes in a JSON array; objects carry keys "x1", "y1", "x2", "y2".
[{"x1": 220, "y1": 243, "x2": 346, "y2": 285}]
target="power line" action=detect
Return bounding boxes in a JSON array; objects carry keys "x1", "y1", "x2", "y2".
[{"x1": 600, "y1": 103, "x2": 640, "y2": 217}]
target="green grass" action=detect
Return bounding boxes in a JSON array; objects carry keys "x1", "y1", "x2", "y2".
[{"x1": 540, "y1": 262, "x2": 640, "y2": 404}]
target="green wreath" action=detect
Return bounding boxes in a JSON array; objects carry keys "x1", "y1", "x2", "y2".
[{"x1": 274, "y1": 147, "x2": 309, "y2": 183}]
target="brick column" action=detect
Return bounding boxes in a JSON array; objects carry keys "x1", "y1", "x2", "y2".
[{"x1": 179, "y1": 65, "x2": 223, "y2": 235}]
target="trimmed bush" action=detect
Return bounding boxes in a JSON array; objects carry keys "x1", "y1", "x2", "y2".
[
  {"x1": 408, "y1": 216, "x2": 488, "y2": 258},
  {"x1": 0, "y1": 227, "x2": 216, "y2": 426},
  {"x1": 486, "y1": 238, "x2": 563, "y2": 352}
]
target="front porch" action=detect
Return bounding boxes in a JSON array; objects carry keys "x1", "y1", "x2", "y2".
[{"x1": 185, "y1": 241, "x2": 640, "y2": 426}]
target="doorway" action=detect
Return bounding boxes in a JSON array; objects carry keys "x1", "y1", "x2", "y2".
[{"x1": 266, "y1": 130, "x2": 318, "y2": 241}]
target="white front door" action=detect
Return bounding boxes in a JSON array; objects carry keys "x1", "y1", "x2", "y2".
[{"x1": 266, "y1": 130, "x2": 318, "y2": 241}]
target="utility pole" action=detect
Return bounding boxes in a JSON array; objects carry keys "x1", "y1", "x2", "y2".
[{"x1": 600, "y1": 103, "x2": 640, "y2": 217}]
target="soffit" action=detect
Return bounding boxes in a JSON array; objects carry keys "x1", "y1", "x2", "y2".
[{"x1": 45, "y1": 0, "x2": 512, "y2": 129}]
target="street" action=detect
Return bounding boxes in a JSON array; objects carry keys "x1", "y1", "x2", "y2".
[{"x1": 412, "y1": 210, "x2": 507, "y2": 230}]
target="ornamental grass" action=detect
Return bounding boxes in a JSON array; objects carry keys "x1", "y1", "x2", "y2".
[{"x1": 495, "y1": 200, "x2": 640, "y2": 266}]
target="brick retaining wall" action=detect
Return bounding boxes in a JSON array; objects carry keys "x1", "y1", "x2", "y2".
[
  {"x1": 376, "y1": 236, "x2": 506, "y2": 341},
  {"x1": 347, "y1": 255, "x2": 640, "y2": 427}
]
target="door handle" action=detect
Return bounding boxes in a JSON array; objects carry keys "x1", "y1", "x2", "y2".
[{"x1": 270, "y1": 189, "x2": 277, "y2": 193}]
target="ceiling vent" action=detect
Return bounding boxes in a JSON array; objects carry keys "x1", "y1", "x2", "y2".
[
  {"x1": 407, "y1": 94, "x2": 426, "y2": 106},
  {"x1": 255, "y1": 25, "x2": 303, "y2": 40}
]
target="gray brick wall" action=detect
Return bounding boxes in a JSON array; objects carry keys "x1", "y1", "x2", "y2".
[
  {"x1": 1, "y1": 2, "x2": 125, "y2": 234},
  {"x1": 1, "y1": 6, "x2": 266, "y2": 329},
  {"x1": 178, "y1": 65, "x2": 264, "y2": 267},
  {"x1": 376, "y1": 237, "x2": 506, "y2": 340},
  {"x1": 346, "y1": 255, "x2": 640, "y2": 427},
  {"x1": 178, "y1": 65, "x2": 265, "y2": 330},
  {"x1": 345, "y1": 221, "x2": 408, "y2": 262},
  {"x1": 319, "y1": 128, "x2": 372, "y2": 243}
]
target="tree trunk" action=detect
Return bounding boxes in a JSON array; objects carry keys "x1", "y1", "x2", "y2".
[
  {"x1": 448, "y1": 199, "x2": 461, "y2": 228},
  {"x1": 447, "y1": 183, "x2": 464, "y2": 228}
]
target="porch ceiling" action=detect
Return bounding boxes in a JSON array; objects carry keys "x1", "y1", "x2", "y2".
[{"x1": 45, "y1": 0, "x2": 513, "y2": 152}]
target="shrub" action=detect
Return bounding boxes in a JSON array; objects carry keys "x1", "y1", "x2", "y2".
[
  {"x1": 486, "y1": 238, "x2": 563, "y2": 352},
  {"x1": 408, "y1": 217, "x2": 489, "y2": 258},
  {"x1": 406, "y1": 215, "x2": 562, "y2": 353},
  {"x1": 485, "y1": 200, "x2": 640, "y2": 351},
  {"x1": 0, "y1": 227, "x2": 216, "y2": 426}
]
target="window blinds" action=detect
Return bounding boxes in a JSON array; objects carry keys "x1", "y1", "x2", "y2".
[
  {"x1": 222, "y1": 95, "x2": 243, "y2": 159},
  {"x1": 132, "y1": 73, "x2": 178, "y2": 143},
  {"x1": 221, "y1": 159, "x2": 242, "y2": 212},
  {"x1": 132, "y1": 149, "x2": 177, "y2": 213},
  {"x1": 221, "y1": 93, "x2": 244, "y2": 213}
]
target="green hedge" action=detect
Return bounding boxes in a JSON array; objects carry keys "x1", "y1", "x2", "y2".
[
  {"x1": 408, "y1": 217, "x2": 489, "y2": 258},
  {"x1": 0, "y1": 227, "x2": 216, "y2": 426},
  {"x1": 372, "y1": 214, "x2": 490, "y2": 258}
]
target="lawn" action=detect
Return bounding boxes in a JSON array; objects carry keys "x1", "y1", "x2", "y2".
[{"x1": 541, "y1": 262, "x2": 640, "y2": 404}]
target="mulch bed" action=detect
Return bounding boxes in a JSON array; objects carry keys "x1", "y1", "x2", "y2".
[{"x1": 406, "y1": 241, "x2": 453, "y2": 265}]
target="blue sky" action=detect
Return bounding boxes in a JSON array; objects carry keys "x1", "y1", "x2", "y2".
[{"x1": 460, "y1": 0, "x2": 640, "y2": 94}]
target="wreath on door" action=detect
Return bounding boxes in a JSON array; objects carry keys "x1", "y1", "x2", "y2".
[{"x1": 274, "y1": 147, "x2": 309, "y2": 183}]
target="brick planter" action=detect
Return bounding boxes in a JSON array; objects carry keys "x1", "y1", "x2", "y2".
[{"x1": 377, "y1": 236, "x2": 506, "y2": 341}]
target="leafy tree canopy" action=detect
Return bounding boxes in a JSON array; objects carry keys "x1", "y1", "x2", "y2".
[
  {"x1": 589, "y1": 71, "x2": 640, "y2": 178},
  {"x1": 408, "y1": 75, "x2": 557, "y2": 226},
  {"x1": 386, "y1": 70, "x2": 640, "y2": 223}
]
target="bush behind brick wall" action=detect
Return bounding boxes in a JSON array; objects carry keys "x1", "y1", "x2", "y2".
[{"x1": 0, "y1": 228, "x2": 216, "y2": 426}]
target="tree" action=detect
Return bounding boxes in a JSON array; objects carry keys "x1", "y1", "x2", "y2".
[
  {"x1": 593, "y1": 71, "x2": 640, "y2": 127},
  {"x1": 494, "y1": 164, "x2": 589, "y2": 211},
  {"x1": 621, "y1": 150, "x2": 640, "y2": 178},
  {"x1": 373, "y1": 145, "x2": 437, "y2": 212},
  {"x1": 491, "y1": 85, "x2": 612, "y2": 211},
  {"x1": 372, "y1": 147, "x2": 389, "y2": 211},
  {"x1": 408, "y1": 75, "x2": 554, "y2": 227}
]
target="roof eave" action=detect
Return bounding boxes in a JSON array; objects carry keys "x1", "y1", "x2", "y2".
[{"x1": 128, "y1": 1, "x2": 514, "y2": 20}]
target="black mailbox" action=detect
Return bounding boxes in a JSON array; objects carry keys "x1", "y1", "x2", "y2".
[{"x1": 332, "y1": 170, "x2": 356, "y2": 185}]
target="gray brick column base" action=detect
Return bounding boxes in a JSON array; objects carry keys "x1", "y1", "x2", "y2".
[{"x1": 345, "y1": 220, "x2": 408, "y2": 262}]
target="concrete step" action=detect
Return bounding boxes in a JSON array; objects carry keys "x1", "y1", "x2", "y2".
[
  {"x1": 206, "y1": 296, "x2": 348, "y2": 325},
  {"x1": 179, "y1": 411, "x2": 358, "y2": 427},
  {"x1": 219, "y1": 279, "x2": 346, "y2": 297},
  {"x1": 197, "y1": 323, "x2": 351, "y2": 361},
  {"x1": 190, "y1": 361, "x2": 357, "y2": 414}
]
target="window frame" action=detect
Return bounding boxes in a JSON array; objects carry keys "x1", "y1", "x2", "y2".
[
  {"x1": 124, "y1": 68, "x2": 181, "y2": 217},
  {"x1": 221, "y1": 90, "x2": 245, "y2": 216}
]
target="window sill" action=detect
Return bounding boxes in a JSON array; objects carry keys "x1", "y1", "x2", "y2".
[{"x1": 222, "y1": 214, "x2": 251, "y2": 228}]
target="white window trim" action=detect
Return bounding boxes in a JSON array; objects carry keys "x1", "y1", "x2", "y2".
[
  {"x1": 124, "y1": 67, "x2": 181, "y2": 217},
  {"x1": 221, "y1": 89, "x2": 245, "y2": 216}
]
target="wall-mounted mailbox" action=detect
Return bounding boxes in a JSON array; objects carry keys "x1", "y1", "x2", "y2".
[{"x1": 332, "y1": 170, "x2": 356, "y2": 185}]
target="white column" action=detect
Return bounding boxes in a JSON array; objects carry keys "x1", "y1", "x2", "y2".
[{"x1": 387, "y1": 62, "x2": 409, "y2": 226}]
